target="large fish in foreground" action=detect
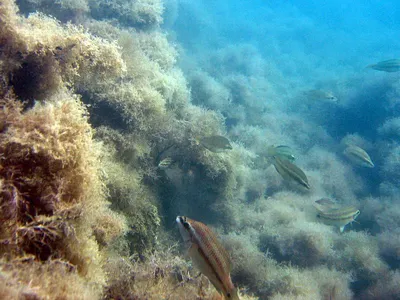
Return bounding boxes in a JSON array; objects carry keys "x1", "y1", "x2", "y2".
[{"x1": 176, "y1": 216, "x2": 239, "y2": 300}]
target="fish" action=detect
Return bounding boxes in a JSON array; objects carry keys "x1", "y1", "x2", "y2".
[
  {"x1": 176, "y1": 216, "x2": 239, "y2": 300},
  {"x1": 272, "y1": 156, "x2": 310, "y2": 190},
  {"x1": 314, "y1": 204, "x2": 360, "y2": 233},
  {"x1": 343, "y1": 145, "x2": 374, "y2": 168},
  {"x1": 303, "y1": 90, "x2": 338, "y2": 103},
  {"x1": 313, "y1": 198, "x2": 340, "y2": 213},
  {"x1": 366, "y1": 59, "x2": 400, "y2": 72},
  {"x1": 198, "y1": 135, "x2": 233, "y2": 153},
  {"x1": 314, "y1": 198, "x2": 337, "y2": 207},
  {"x1": 266, "y1": 145, "x2": 295, "y2": 162},
  {"x1": 158, "y1": 157, "x2": 175, "y2": 169}
]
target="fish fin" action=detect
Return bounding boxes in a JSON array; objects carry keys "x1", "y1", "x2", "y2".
[
  {"x1": 183, "y1": 242, "x2": 198, "y2": 260},
  {"x1": 339, "y1": 226, "x2": 345, "y2": 233},
  {"x1": 228, "y1": 287, "x2": 240, "y2": 300},
  {"x1": 187, "y1": 243, "x2": 199, "y2": 257}
]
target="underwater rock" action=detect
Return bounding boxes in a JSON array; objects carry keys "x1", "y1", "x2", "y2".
[{"x1": 0, "y1": 93, "x2": 126, "y2": 298}]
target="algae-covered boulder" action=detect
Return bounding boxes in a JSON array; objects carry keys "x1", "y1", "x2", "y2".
[{"x1": 0, "y1": 91, "x2": 126, "y2": 298}]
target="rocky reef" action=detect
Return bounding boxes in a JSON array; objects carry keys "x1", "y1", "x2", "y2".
[{"x1": 1, "y1": 0, "x2": 400, "y2": 299}]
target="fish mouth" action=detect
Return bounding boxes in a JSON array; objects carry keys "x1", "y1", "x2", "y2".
[{"x1": 176, "y1": 216, "x2": 183, "y2": 224}]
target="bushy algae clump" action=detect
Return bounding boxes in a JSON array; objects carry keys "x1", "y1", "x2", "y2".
[
  {"x1": 17, "y1": 0, "x2": 163, "y2": 28},
  {"x1": 0, "y1": 91, "x2": 126, "y2": 298}
]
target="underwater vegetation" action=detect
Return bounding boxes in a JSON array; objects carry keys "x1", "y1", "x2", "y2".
[
  {"x1": 0, "y1": 91, "x2": 126, "y2": 298},
  {"x1": 1, "y1": 0, "x2": 400, "y2": 299}
]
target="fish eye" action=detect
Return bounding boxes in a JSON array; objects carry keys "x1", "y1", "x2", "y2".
[
  {"x1": 227, "y1": 293, "x2": 231, "y2": 298},
  {"x1": 178, "y1": 216, "x2": 190, "y2": 229}
]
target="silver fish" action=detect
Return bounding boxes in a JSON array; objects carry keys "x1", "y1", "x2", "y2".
[
  {"x1": 343, "y1": 145, "x2": 374, "y2": 168},
  {"x1": 158, "y1": 157, "x2": 175, "y2": 169},
  {"x1": 176, "y1": 216, "x2": 239, "y2": 300},
  {"x1": 313, "y1": 198, "x2": 339, "y2": 213},
  {"x1": 366, "y1": 59, "x2": 400, "y2": 72},
  {"x1": 303, "y1": 90, "x2": 338, "y2": 103},
  {"x1": 267, "y1": 145, "x2": 295, "y2": 162},
  {"x1": 315, "y1": 205, "x2": 360, "y2": 233},
  {"x1": 198, "y1": 135, "x2": 233, "y2": 153},
  {"x1": 272, "y1": 156, "x2": 310, "y2": 190},
  {"x1": 314, "y1": 198, "x2": 337, "y2": 207}
]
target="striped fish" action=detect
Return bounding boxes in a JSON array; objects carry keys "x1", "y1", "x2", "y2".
[
  {"x1": 343, "y1": 145, "x2": 374, "y2": 168},
  {"x1": 158, "y1": 157, "x2": 175, "y2": 170},
  {"x1": 176, "y1": 216, "x2": 239, "y2": 300},
  {"x1": 366, "y1": 59, "x2": 400, "y2": 72},
  {"x1": 272, "y1": 156, "x2": 310, "y2": 190},
  {"x1": 315, "y1": 205, "x2": 360, "y2": 233},
  {"x1": 267, "y1": 145, "x2": 296, "y2": 162},
  {"x1": 314, "y1": 198, "x2": 337, "y2": 208}
]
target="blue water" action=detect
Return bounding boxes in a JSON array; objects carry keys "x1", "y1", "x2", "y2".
[{"x1": 166, "y1": 0, "x2": 400, "y2": 195}]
